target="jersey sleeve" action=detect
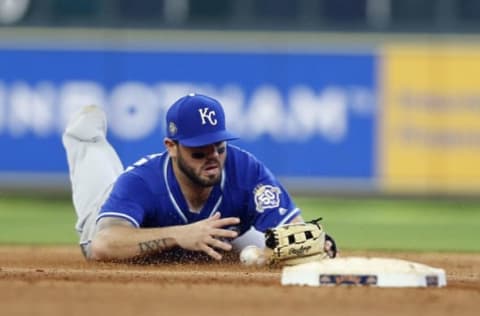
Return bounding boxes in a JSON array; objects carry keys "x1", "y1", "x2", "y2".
[
  {"x1": 97, "y1": 172, "x2": 154, "y2": 227},
  {"x1": 247, "y1": 163, "x2": 301, "y2": 232}
]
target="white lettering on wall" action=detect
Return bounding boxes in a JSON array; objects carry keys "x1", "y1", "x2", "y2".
[
  {"x1": 350, "y1": 86, "x2": 376, "y2": 115},
  {"x1": 214, "y1": 85, "x2": 245, "y2": 135},
  {"x1": 8, "y1": 81, "x2": 55, "y2": 137},
  {"x1": 288, "y1": 86, "x2": 346, "y2": 142},
  {"x1": 246, "y1": 85, "x2": 286, "y2": 141},
  {"x1": 109, "y1": 82, "x2": 160, "y2": 140},
  {"x1": 58, "y1": 81, "x2": 106, "y2": 132},
  {"x1": 0, "y1": 80, "x2": 375, "y2": 142}
]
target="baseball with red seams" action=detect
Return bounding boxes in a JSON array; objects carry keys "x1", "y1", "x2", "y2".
[{"x1": 239, "y1": 245, "x2": 266, "y2": 266}]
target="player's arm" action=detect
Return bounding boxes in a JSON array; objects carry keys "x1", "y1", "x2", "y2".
[{"x1": 89, "y1": 212, "x2": 239, "y2": 261}]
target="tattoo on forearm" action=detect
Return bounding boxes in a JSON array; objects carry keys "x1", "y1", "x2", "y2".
[{"x1": 138, "y1": 239, "x2": 168, "y2": 254}]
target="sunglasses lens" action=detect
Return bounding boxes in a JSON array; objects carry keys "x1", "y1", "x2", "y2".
[
  {"x1": 191, "y1": 152, "x2": 206, "y2": 160},
  {"x1": 189, "y1": 144, "x2": 226, "y2": 160}
]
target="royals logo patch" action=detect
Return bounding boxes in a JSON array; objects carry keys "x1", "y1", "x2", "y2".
[{"x1": 254, "y1": 185, "x2": 281, "y2": 213}]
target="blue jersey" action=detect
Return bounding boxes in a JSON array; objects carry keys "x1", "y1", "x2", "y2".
[{"x1": 97, "y1": 144, "x2": 301, "y2": 235}]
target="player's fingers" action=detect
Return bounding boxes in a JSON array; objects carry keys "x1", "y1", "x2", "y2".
[
  {"x1": 209, "y1": 212, "x2": 221, "y2": 220},
  {"x1": 324, "y1": 240, "x2": 332, "y2": 251},
  {"x1": 211, "y1": 228, "x2": 238, "y2": 239},
  {"x1": 211, "y1": 216, "x2": 240, "y2": 228},
  {"x1": 324, "y1": 240, "x2": 338, "y2": 258},
  {"x1": 200, "y1": 244, "x2": 222, "y2": 260},
  {"x1": 207, "y1": 236, "x2": 233, "y2": 251}
]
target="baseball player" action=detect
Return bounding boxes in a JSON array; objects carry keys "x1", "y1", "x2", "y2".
[{"x1": 63, "y1": 93, "x2": 335, "y2": 263}]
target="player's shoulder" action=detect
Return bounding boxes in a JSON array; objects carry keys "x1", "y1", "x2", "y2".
[
  {"x1": 125, "y1": 152, "x2": 165, "y2": 172},
  {"x1": 225, "y1": 144, "x2": 270, "y2": 186},
  {"x1": 226, "y1": 144, "x2": 262, "y2": 166},
  {"x1": 119, "y1": 152, "x2": 167, "y2": 187}
]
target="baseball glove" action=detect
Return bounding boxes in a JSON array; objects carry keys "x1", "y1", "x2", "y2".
[{"x1": 264, "y1": 218, "x2": 337, "y2": 266}]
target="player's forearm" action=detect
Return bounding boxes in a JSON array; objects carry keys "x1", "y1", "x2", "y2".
[{"x1": 89, "y1": 225, "x2": 182, "y2": 261}]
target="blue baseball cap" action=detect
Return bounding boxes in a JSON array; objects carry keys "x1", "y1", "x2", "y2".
[{"x1": 166, "y1": 93, "x2": 238, "y2": 147}]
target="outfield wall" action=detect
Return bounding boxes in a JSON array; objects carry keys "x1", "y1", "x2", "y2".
[{"x1": 0, "y1": 29, "x2": 479, "y2": 195}]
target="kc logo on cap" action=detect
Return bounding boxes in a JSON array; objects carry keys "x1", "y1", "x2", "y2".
[
  {"x1": 165, "y1": 93, "x2": 238, "y2": 147},
  {"x1": 198, "y1": 107, "x2": 218, "y2": 126}
]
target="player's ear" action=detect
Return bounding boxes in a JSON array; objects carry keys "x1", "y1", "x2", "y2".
[{"x1": 164, "y1": 138, "x2": 178, "y2": 157}]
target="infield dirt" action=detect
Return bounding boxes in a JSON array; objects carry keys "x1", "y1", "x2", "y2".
[{"x1": 0, "y1": 246, "x2": 478, "y2": 316}]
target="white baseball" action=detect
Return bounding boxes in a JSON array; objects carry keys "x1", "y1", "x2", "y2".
[{"x1": 239, "y1": 245, "x2": 266, "y2": 266}]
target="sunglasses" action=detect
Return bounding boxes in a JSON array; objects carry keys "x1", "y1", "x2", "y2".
[
  {"x1": 190, "y1": 145, "x2": 226, "y2": 160},
  {"x1": 173, "y1": 140, "x2": 226, "y2": 160}
]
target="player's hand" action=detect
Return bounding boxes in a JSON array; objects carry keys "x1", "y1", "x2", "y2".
[
  {"x1": 324, "y1": 234, "x2": 338, "y2": 258},
  {"x1": 176, "y1": 212, "x2": 240, "y2": 260}
]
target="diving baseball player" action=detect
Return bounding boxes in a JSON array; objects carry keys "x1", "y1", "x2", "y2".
[{"x1": 63, "y1": 93, "x2": 336, "y2": 264}]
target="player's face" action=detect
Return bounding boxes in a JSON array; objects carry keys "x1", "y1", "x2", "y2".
[{"x1": 176, "y1": 142, "x2": 226, "y2": 187}]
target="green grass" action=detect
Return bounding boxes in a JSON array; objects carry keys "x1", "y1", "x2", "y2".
[
  {"x1": 297, "y1": 197, "x2": 480, "y2": 252},
  {"x1": 0, "y1": 195, "x2": 479, "y2": 252},
  {"x1": 0, "y1": 195, "x2": 78, "y2": 245}
]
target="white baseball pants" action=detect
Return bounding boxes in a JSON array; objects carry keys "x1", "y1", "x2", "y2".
[{"x1": 62, "y1": 105, "x2": 123, "y2": 257}]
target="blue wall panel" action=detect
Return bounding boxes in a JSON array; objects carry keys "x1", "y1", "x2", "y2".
[{"x1": 0, "y1": 48, "x2": 376, "y2": 181}]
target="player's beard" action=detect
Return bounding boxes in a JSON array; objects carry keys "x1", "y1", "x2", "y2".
[{"x1": 176, "y1": 150, "x2": 222, "y2": 187}]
